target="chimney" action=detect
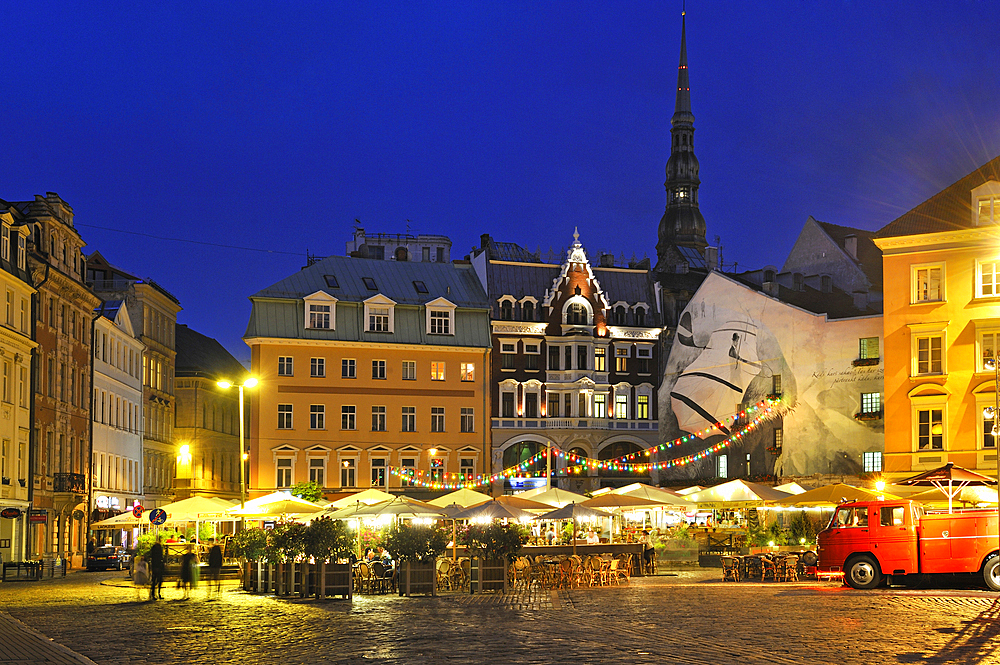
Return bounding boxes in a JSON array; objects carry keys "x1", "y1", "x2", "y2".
[
  {"x1": 844, "y1": 234, "x2": 858, "y2": 259},
  {"x1": 480, "y1": 234, "x2": 491, "y2": 251},
  {"x1": 600, "y1": 254, "x2": 615, "y2": 268},
  {"x1": 853, "y1": 291, "x2": 869, "y2": 311},
  {"x1": 705, "y1": 247, "x2": 718, "y2": 270}
]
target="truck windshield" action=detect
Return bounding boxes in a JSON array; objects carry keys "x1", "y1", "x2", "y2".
[{"x1": 832, "y1": 505, "x2": 868, "y2": 527}]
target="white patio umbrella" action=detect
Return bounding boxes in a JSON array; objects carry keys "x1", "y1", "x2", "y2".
[{"x1": 537, "y1": 502, "x2": 612, "y2": 555}]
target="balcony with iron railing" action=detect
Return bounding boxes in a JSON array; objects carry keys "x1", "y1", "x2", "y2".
[
  {"x1": 492, "y1": 417, "x2": 657, "y2": 431},
  {"x1": 53, "y1": 473, "x2": 86, "y2": 493}
]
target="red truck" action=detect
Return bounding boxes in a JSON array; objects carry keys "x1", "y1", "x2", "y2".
[{"x1": 816, "y1": 499, "x2": 1000, "y2": 590}]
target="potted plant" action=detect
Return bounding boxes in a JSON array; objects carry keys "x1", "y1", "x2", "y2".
[
  {"x1": 465, "y1": 522, "x2": 529, "y2": 593},
  {"x1": 266, "y1": 523, "x2": 307, "y2": 595},
  {"x1": 303, "y1": 517, "x2": 355, "y2": 599},
  {"x1": 232, "y1": 527, "x2": 270, "y2": 591},
  {"x1": 383, "y1": 521, "x2": 447, "y2": 596}
]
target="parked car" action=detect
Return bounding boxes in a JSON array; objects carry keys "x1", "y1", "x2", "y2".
[{"x1": 86, "y1": 545, "x2": 131, "y2": 571}]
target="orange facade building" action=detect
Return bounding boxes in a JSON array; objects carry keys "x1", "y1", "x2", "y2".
[{"x1": 874, "y1": 156, "x2": 1000, "y2": 479}]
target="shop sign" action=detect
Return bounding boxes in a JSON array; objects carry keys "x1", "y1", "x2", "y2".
[
  {"x1": 96, "y1": 496, "x2": 109, "y2": 509},
  {"x1": 0, "y1": 507, "x2": 21, "y2": 519},
  {"x1": 29, "y1": 509, "x2": 47, "y2": 523}
]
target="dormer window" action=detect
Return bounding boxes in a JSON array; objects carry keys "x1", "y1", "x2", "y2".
[
  {"x1": 500, "y1": 300, "x2": 513, "y2": 321},
  {"x1": 425, "y1": 297, "x2": 456, "y2": 335},
  {"x1": 978, "y1": 196, "x2": 1000, "y2": 225},
  {"x1": 364, "y1": 295, "x2": 396, "y2": 333},
  {"x1": 567, "y1": 303, "x2": 586, "y2": 325},
  {"x1": 763, "y1": 269, "x2": 775, "y2": 282},
  {"x1": 522, "y1": 301, "x2": 534, "y2": 321},
  {"x1": 1, "y1": 224, "x2": 8, "y2": 262},
  {"x1": 614, "y1": 306, "x2": 627, "y2": 326},
  {"x1": 303, "y1": 291, "x2": 338, "y2": 330},
  {"x1": 18, "y1": 235, "x2": 26, "y2": 270},
  {"x1": 635, "y1": 306, "x2": 646, "y2": 327}
]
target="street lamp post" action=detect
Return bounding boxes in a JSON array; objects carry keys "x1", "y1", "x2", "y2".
[
  {"x1": 983, "y1": 358, "x2": 1000, "y2": 562},
  {"x1": 218, "y1": 377, "x2": 258, "y2": 530}
]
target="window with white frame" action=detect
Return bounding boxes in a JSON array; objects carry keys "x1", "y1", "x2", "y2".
[
  {"x1": 501, "y1": 391, "x2": 515, "y2": 418},
  {"x1": 978, "y1": 195, "x2": 1000, "y2": 225},
  {"x1": 341, "y1": 405, "x2": 356, "y2": 430},
  {"x1": 342, "y1": 358, "x2": 356, "y2": 378},
  {"x1": 402, "y1": 360, "x2": 416, "y2": 380},
  {"x1": 460, "y1": 457, "x2": 476, "y2": 480},
  {"x1": 978, "y1": 260, "x2": 1000, "y2": 298},
  {"x1": 370, "y1": 458, "x2": 387, "y2": 487},
  {"x1": 717, "y1": 454, "x2": 728, "y2": 479},
  {"x1": 340, "y1": 458, "x2": 356, "y2": 487},
  {"x1": 911, "y1": 264, "x2": 944, "y2": 304},
  {"x1": 277, "y1": 404, "x2": 293, "y2": 429},
  {"x1": 303, "y1": 291, "x2": 337, "y2": 330},
  {"x1": 499, "y1": 298, "x2": 513, "y2": 320},
  {"x1": 275, "y1": 458, "x2": 292, "y2": 487},
  {"x1": 309, "y1": 303, "x2": 331, "y2": 329},
  {"x1": 16, "y1": 235, "x2": 24, "y2": 270},
  {"x1": 430, "y1": 361, "x2": 445, "y2": 381},
  {"x1": 914, "y1": 333, "x2": 944, "y2": 375},
  {"x1": 310, "y1": 357, "x2": 325, "y2": 378},
  {"x1": 636, "y1": 345, "x2": 652, "y2": 374},
  {"x1": 400, "y1": 457, "x2": 415, "y2": 486},
  {"x1": 1, "y1": 224, "x2": 8, "y2": 261},
  {"x1": 310, "y1": 404, "x2": 325, "y2": 430},
  {"x1": 460, "y1": 407, "x2": 474, "y2": 432},
  {"x1": 916, "y1": 407, "x2": 944, "y2": 451},
  {"x1": 984, "y1": 412, "x2": 997, "y2": 449},
  {"x1": 372, "y1": 359, "x2": 386, "y2": 380},
  {"x1": 429, "y1": 310, "x2": 451, "y2": 334},
  {"x1": 278, "y1": 356, "x2": 293, "y2": 376},
  {"x1": 614, "y1": 393, "x2": 628, "y2": 419},
  {"x1": 636, "y1": 394, "x2": 649, "y2": 419},
  {"x1": 431, "y1": 407, "x2": 445, "y2": 432},
  {"x1": 594, "y1": 393, "x2": 607, "y2": 418},
  {"x1": 978, "y1": 326, "x2": 1000, "y2": 372},
  {"x1": 860, "y1": 392, "x2": 881, "y2": 415},
  {"x1": 364, "y1": 296, "x2": 396, "y2": 333},
  {"x1": 308, "y1": 457, "x2": 325, "y2": 486},
  {"x1": 524, "y1": 342, "x2": 540, "y2": 370},
  {"x1": 372, "y1": 405, "x2": 386, "y2": 432},
  {"x1": 501, "y1": 341, "x2": 516, "y2": 370},
  {"x1": 863, "y1": 452, "x2": 882, "y2": 473},
  {"x1": 460, "y1": 362, "x2": 475, "y2": 381},
  {"x1": 401, "y1": 406, "x2": 416, "y2": 432}
]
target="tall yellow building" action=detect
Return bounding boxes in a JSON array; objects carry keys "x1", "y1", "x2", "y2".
[
  {"x1": 244, "y1": 255, "x2": 491, "y2": 500},
  {"x1": 874, "y1": 156, "x2": 1000, "y2": 479}
]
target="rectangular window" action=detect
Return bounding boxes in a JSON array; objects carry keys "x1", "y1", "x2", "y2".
[
  {"x1": 310, "y1": 358, "x2": 325, "y2": 378},
  {"x1": 594, "y1": 347, "x2": 606, "y2": 372},
  {"x1": 276, "y1": 459, "x2": 292, "y2": 488},
  {"x1": 309, "y1": 458, "x2": 325, "y2": 486},
  {"x1": 912, "y1": 265, "x2": 943, "y2": 303},
  {"x1": 402, "y1": 361, "x2": 416, "y2": 380},
  {"x1": 547, "y1": 394, "x2": 560, "y2": 418},
  {"x1": 525, "y1": 355, "x2": 538, "y2": 370},
  {"x1": 460, "y1": 362, "x2": 475, "y2": 382},
  {"x1": 860, "y1": 392, "x2": 881, "y2": 415},
  {"x1": 636, "y1": 395, "x2": 649, "y2": 419},
  {"x1": 460, "y1": 457, "x2": 475, "y2": 480},
  {"x1": 773, "y1": 428, "x2": 783, "y2": 451},
  {"x1": 461, "y1": 407, "x2": 474, "y2": 433},
  {"x1": 548, "y1": 346, "x2": 560, "y2": 370},
  {"x1": 863, "y1": 451, "x2": 883, "y2": 473},
  {"x1": 1, "y1": 226, "x2": 8, "y2": 261},
  {"x1": 614, "y1": 394, "x2": 628, "y2": 419},
  {"x1": 341, "y1": 406, "x2": 356, "y2": 430},
  {"x1": 277, "y1": 404, "x2": 293, "y2": 429},
  {"x1": 401, "y1": 458, "x2": 416, "y2": 487},
  {"x1": 372, "y1": 405, "x2": 386, "y2": 432},
  {"x1": 429, "y1": 458, "x2": 444, "y2": 483},
  {"x1": 340, "y1": 459, "x2": 356, "y2": 487},
  {"x1": 501, "y1": 353, "x2": 516, "y2": 370},
  {"x1": 565, "y1": 346, "x2": 572, "y2": 370},
  {"x1": 577, "y1": 346, "x2": 588, "y2": 371},
  {"x1": 593, "y1": 394, "x2": 607, "y2": 419},
  {"x1": 430, "y1": 310, "x2": 450, "y2": 334},
  {"x1": 372, "y1": 360, "x2": 386, "y2": 380},
  {"x1": 371, "y1": 458, "x2": 386, "y2": 487},
  {"x1": 308, "y1": 304, "x2": 331, "y2": 329},
  {"x1": 524, "y1": 393, "x2": 538, "y2": 418},
  {"x1": 342, "y1": 358, "x2": 356, "y2": 378},
  {"x1": 431, "y1": 407, "x2": 445, "y2": 432},
  {"x1": 717, "y1": 454, "x2": 728, "y2": 479},
  {"x1": 501, "y1": 392, "x2": 515, "y2": 418},
  {"x1": 5, "y1": 289, "x2": 13, "y2": 325},
  {"x1": 979, "y1": 260, "x2": 1000, "y2": 298},
  {"x1": 401, "y1": 406, "x2": 416, "y2": 432},
  {"x1": 430, "y1": 361, "x2": 445, "y2": 381},
  {"x1": 772, "y1": 374, "x2": 782, "y2": 395},
  {"x1": 859, "y1": 337, "x2": 879, "y2": 360},
  {"x1": 278, "y1": 356, "x2": 293, "y2": 376},
  {"x1": 369, "y1": 306, "x2": 390, "y2": 332},
  {"x1": 310, "y1": 404, "x2": 325, "y2": 430},
  {"x1": 917, "y1": 408, "x2": 944, "y2": 450},
  {"x1": 916, "y1": 335, "x2": 943, "y2": 375}
]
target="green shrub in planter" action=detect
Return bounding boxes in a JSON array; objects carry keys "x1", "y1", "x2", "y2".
[
  {"x1": 383, "y1": 522, "x2": 447, "y2": 563},
  {"x1": 304, "y1": 516, "x2": 355, "y2": 562},
  {"x1": 466, "y1": 522, "x2": 529, "y2": 561},
  {"x1": 232, "y1": 527, "x2": 269, "y2": 561},
  {"x1": 265, "y1": 523, "x2": 308, "y2": 562}
]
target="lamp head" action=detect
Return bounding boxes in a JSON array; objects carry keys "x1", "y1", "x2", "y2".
[
  {"x1": 986, "y1": 406, "x2": 996, "y2": 420},
  {"x1": 244, "y1": 377, "x2": 258, "y2": 388},
  {"x1": 217, "y1": 380, "x2": 233, "y2": 389}
]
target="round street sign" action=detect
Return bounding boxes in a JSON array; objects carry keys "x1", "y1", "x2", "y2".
[
  {"x1": 132, "y1": 505, "x2": 144, "y2": 518},
  {"x1": 0, "y1": 507, "x2": 21, "y2": 519},
  {"x1": 149, "y1": 508, "x2": 167, "y2": 525}
]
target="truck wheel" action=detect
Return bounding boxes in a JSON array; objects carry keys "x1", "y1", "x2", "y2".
[
  {"x1": 845, "y1": 556, "x2": 881, "y2": 590},
  {"x1": 983, "y1": 555, "x2": 1000, "y2": 591}
]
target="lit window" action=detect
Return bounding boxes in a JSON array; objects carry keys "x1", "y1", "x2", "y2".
[
  {"x1": 594, "y1": 347, "x2": 606, "y2": 372},
  {"x1": 860, "y1": 393, "x2": 881, "y2": 415},
  {"x1": 717, "y1": 454, "x2": 727, "y2": 478},
  {"x1": 978, "y1": 196, "x2": 1000, "y2": 225},
  {"x1": 917, "y1": 408, "x2": 943, "y2": 450},
  {"x1": 593, "y1": 394, "x2": 607, "y2": 419},
  {"x1": 859, "y1": 337, "x2": 879, "y2": 360},
  {"x1": 863, "y1": 452, "x2": 883, "y2": 473},
  {"x1": 636, "y1": 395, "x2": 649, "y2": 419},
  {"x1": 614, "y1": 394, "x2": 628, "y2": 419},
  {"x1": 978, "y1": 260, "x2": 1000, "y2": 298},
  {"x1": 430, "y1": 362, "x2": 445, "y2": 381},
  {"x1": 460, "y1": 363, "x2": 475, "y2": 382}
]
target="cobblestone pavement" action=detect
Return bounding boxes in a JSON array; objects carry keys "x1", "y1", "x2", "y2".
[{"x1": 3, "y1": 569, "x2": 1000, "y2": 664}]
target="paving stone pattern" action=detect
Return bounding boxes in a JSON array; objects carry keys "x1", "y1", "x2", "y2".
[{"x1": 3, "y1": 570, "x2": 1000, "y2": 664}]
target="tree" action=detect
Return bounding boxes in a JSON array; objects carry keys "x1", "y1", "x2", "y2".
[
  {"x1": 289, "y1": 480, "x2": 323, "y2": 503},
  {"x1": 304, "y1": 517, "x2": 355, "y2": 562}
]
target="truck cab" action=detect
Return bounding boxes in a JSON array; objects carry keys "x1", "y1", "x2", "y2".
[{"x1": 817, "y1": 500, "x2": 920, "y2": 589}]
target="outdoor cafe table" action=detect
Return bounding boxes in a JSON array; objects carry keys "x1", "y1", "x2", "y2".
[{"x1": 520, "y1": 543, "x2": 646, "y2": 576}]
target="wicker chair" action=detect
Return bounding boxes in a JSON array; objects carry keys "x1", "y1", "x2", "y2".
[
  {"x1": 721, "y1": 556, "x2": 740, "y2": 582},
  {"x1": 778, "y1": 555, "x2": 799, "y2": 582},
  {"x1": 436, "y1": 558, "x2": 452, "y2": 591},
  {"x1": 760, "y1": 556, "x2": 777, "y2": 582}
]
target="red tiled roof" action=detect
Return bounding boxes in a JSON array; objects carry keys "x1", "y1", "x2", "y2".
[{"x1": 875, "y1": 155, "x2": 1000, "y2": 238}]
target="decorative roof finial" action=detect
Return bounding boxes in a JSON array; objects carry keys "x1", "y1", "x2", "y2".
[{"x1": 573, "y1": 226, "x2": 580, "y2": 243}]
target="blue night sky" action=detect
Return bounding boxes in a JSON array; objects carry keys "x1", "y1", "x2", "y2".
[{"x1": 4, "y1": 1, "x2": 999, "y2": 364}]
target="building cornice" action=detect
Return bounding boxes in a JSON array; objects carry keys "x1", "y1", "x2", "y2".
[
  {"x1": 243, "y1": 336, "x2": 490, "y2": 352},
  {"x1": 873, "y1": 227, "x2": 1000, "y2": 255}
]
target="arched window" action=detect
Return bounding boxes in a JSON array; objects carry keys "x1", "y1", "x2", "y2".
[
  {"x1": 567, "y1": 303, "x2": 586, "y2": 325},
  {"x1": 502, "y1": 441, "x2": 547, "y2": 485},
  {"x1": 522, "y1": 301, "x2": 534, "y2": 321},
  {"x1": 598, "y1": 441, "x2": 648, "y2": 480},
  {"x1": 763, "y1": 269, "x2": 775, "y2": 282},
  {"x1": 500, "y1": 300, "x2": 513, "y2": 321},
  {"x1": 614, "y1": 306, "x2": 627, "y2": 326},
  {"x1": 635, "y1": 307, "x2": 646, "y2": 327}
]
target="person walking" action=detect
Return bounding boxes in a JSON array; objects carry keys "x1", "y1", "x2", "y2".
[
  {"x1": 148, "y1": 536, "x2": 165, "y2": 600},
  {"x1": 206, "y1": 538, "x2": 223, "y2": 598},
  {"x1": 179, "y1": 544, "x2": 196, "y2": 599}
]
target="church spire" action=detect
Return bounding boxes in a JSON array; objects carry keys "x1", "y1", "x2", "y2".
[{"x1": 655, "y1": 8, "x2": 708, "y2": 273}]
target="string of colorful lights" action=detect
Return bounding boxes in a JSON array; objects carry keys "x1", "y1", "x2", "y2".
[{"x1": 388, "y1": 399, "x2": 784, "y2": 490}]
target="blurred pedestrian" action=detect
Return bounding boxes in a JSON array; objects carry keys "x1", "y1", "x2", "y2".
[
  {"x1": 148, "y1": 536, "x2": 165, "y2": 600},
  {"x1": 179, "y1": 544, "x2": 196, "y2": 599},
  {"x1": 206, "y1": 538, "x2": 223, "y2": 598}
]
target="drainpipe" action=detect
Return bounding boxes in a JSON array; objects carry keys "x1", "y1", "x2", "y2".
[
  {"x1": 26, "y1": 264, "x2": 50, "y2": 560},
  {"x1": 85, "y1": 304, "x2": 102, "y2": 546}
]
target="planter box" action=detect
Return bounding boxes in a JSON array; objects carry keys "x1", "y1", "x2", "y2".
[
  {"x1": 247, "y1": 561, "x2": 272, "y2": 592},
  {"x1": 307, "y1": 562, "x2": 353, "y2": 600},
  {"x1": 470, "y1": 557, "x2": 508, "y2": 594},
  {"x1": 399, "y1": 560, "x2": 436, "y2": 597}
]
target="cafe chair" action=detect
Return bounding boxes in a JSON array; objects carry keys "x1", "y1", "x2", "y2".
[{"x1": 721, "y1": 556, "x2": 740, "y2": 582}]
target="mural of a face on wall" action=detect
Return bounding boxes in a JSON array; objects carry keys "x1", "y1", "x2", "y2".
[{"x1": 660, "y1": 297, "x2": 793, "y2": 475}]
